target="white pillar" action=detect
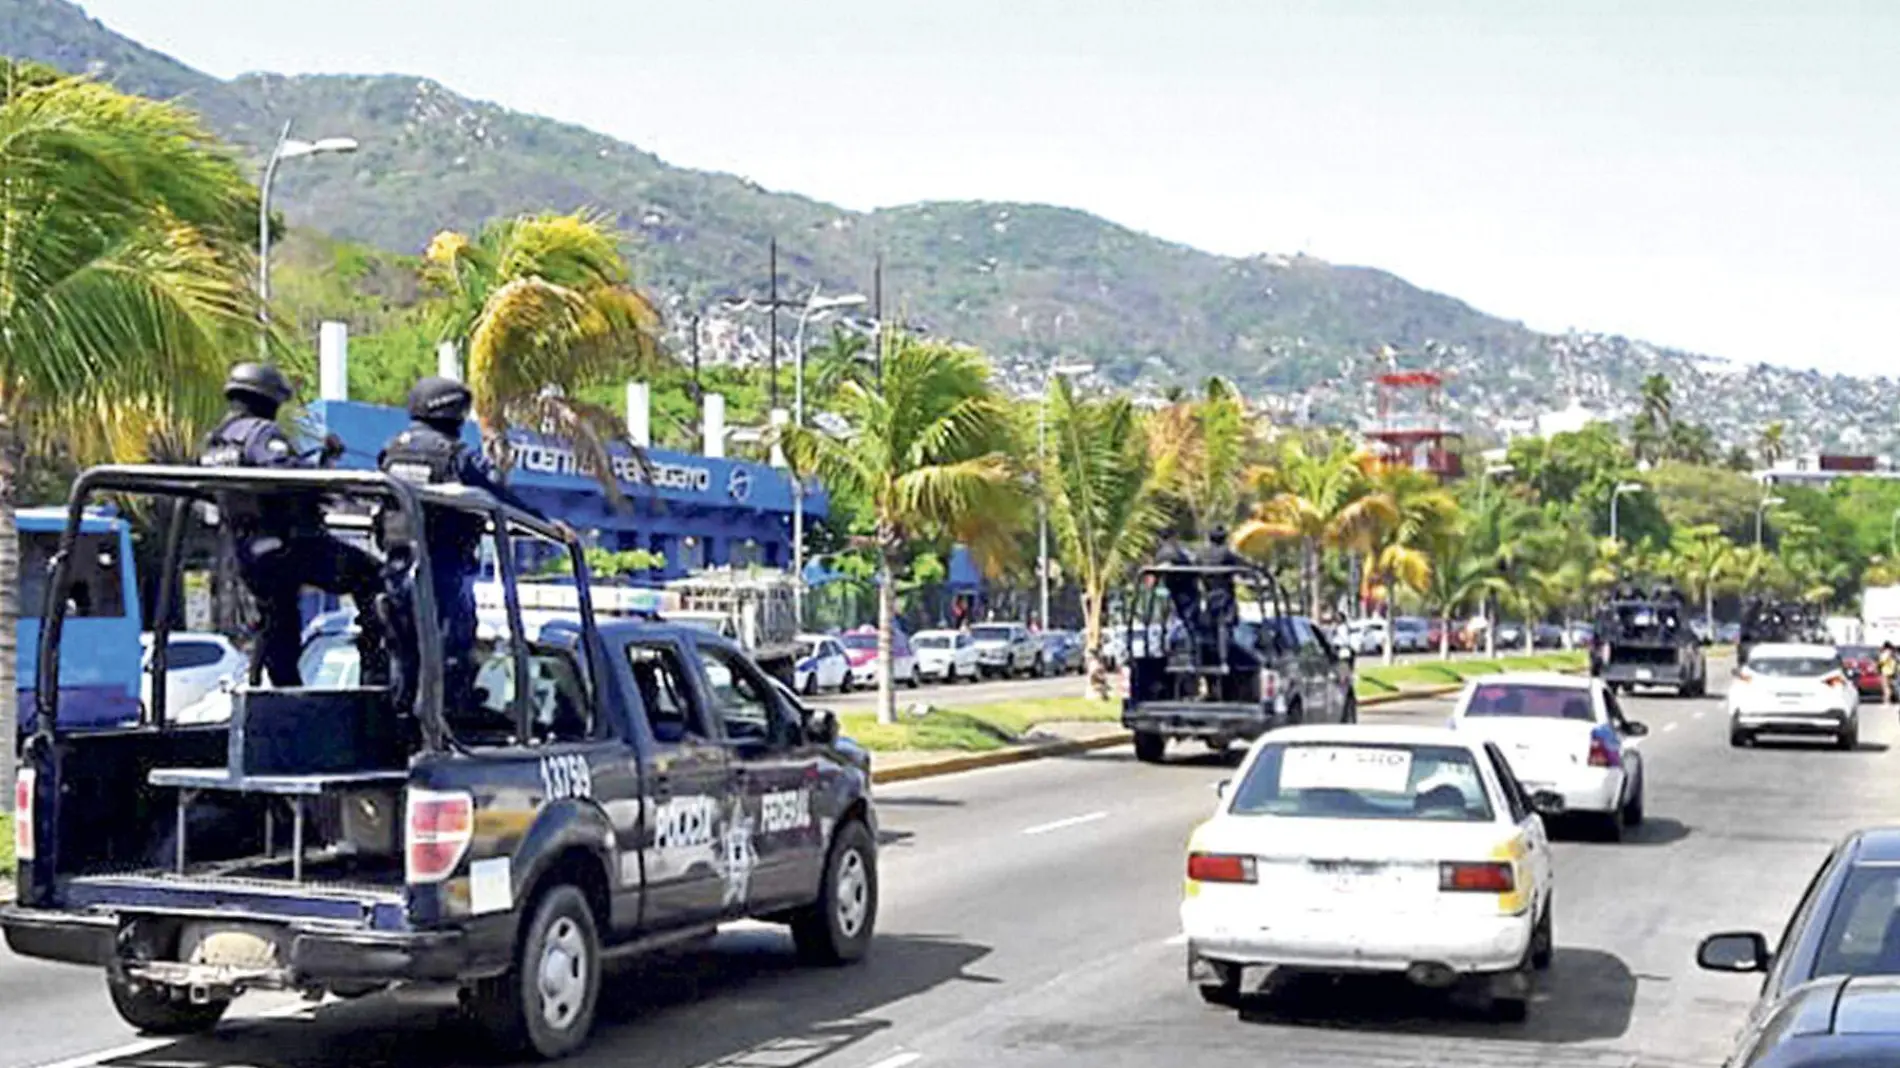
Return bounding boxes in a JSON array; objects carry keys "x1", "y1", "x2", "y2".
[
  {"x1": 768, "y1": 407, "x2": 790, "y2": 469},
  {"x1": 703, "y1": 393, "x2": 726, "y2": 458},
  {"x1": 436, "y1": 341, "x2": 460, "y2": 380},
  {"x1": 318, "y1": 321, "x2": 348, "y2": 401},
  {"x1": 626, "y1": 382, "x2": 651, "y2": 447}
]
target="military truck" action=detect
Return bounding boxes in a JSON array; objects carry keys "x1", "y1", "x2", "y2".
[
  {"x1": 1120, "y1": 561, "x2": 1356, "y2": 763},
  {"x1": 4, "y1": 466, "x2": 877, "y2": 1059},
  {"x1": 1593, "y1": 580, "x2": 1708, "y2": 696}
]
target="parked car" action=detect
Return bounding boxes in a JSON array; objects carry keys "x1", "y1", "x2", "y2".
[
  {"x1": 1448, "y1": 673, "x2": 1649, "y2": 841},
  {"x1": 1392, "y1": 617, "x2": 1431, "y2": 653},
  {"x1": 1697, "y1": 827, "x2": 1900, "y2": 1067},
  {"x1": 1533, "y1": 623, "x2": 1565, "y2": 649},
  {"x1": 838, "y1": 627, "x2": 918, "y2": 689},
  {"x1": 1837, "y1": 643, "x2": 1885, "y2": 699},
  {"x1": 970, "y1": 622, "x2": 1041, "y2": 677},
  {"x1": 1565, "y1": 622, "x2": 1596, "y2": 649},
  {"x1": 139, "y1": 632, "x2": 245, "y2": 724},
  {"x1": 1728, "y1": 642, "x2": 1860, "y2": 749},
  {"x1": 912, "y1": 628, "x2": 979, "y2": 682},
  {"x1": 795, "y1": 632, "x2": 853, "y2": 694},
  {"x1": 1040, "y1": 630, "x2": 1083, "y2": 674},
  {"x1": 1494, "y1": 622, "x2": 1527, "y2": 650},
  {"x1": 1183, "y1": 724, "x2": 1562, "y2": 1020}
]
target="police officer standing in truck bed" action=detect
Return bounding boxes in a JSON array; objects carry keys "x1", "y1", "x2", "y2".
[
  {"x1": 378, "y1": 376, "x2": 573, "y2": 710},
  {"x1": 200, "y1": 362, "x2": 389, "y2": 688}
]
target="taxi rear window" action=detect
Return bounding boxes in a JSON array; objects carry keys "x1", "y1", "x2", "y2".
[{"x1": 1229, "y1": 742, "x2": 1494, "y2": 823}]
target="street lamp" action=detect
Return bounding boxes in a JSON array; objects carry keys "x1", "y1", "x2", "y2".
[
  {"x1": 1755, "y1": 496, "x2": 1786, "y2": 547},
  {"x1": 1038, "y1": 360, "x2": 1095, "y2": 631},
  {"x1": 790, "y1": 288, "x2": 868, "y2": 627},
  {"x1": 1609, "y1": 481, "x2": 1644, "y2": 545},
  {"x1": 258, "y1": 122, "x2": 358, "y2": 357}
]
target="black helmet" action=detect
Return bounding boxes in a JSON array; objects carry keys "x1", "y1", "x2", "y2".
[
  {"x1": 408, "y1": 376, "x2": 472, "y2": 423},
  {"x1": 224, "y1": 362, "x2": 293, "y2": 408},
  {"x1": 1208, "y1": 525, "x2": 1230, "y2": 544}
]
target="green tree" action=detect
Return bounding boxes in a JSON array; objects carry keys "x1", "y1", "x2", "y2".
[
  {"x1": 1421, "y1": 526, "x2": 1505, "y2": 660},
  {"x1": 783, "y1": 333, "x2": 1023, "y2": 723},
  {"x1": 0, "y1": 60, "x2": 259, "y2": 801},
  {"x1": 1042, "y1": 377, "x2": 1172, "y2": 697},
  {"x1": 1631, "y1": 373, "x2": 1674, "y2": 464},
  {"x1": 1757, "y1": 422, "x2": 1786, "y2": 468},
  {"x1": 1359, "y1": 465, "x2": 1459, "y2": 663},
  {"x1": 1666, "y1": 524, "x2": 1735, "y2": 634},
  {"x1": 1234, "y1": 437, "x2": 1383, "y2": 616},
  {"x1": 424, "y1": 211, "x2": 666, "y2": 500},
  {"x1": 1148, "y1": 376, "x2": 1251, "y2": 539}
]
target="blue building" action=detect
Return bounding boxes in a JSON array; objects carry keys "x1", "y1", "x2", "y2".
[{"x1": 306, "y1": 399, "x2": 826, "y2": 581}]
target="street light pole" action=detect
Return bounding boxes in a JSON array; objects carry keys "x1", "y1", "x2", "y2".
[
  {"x1": 788, "y1": 288, "x2": 867, "y2": 628},
  {"x1": 1610, "y1": 481, "x2": 1644, "y2": 546},
  {"x1": 257, "y1": 122, "x2": 358, "y2": 358},
  {"x1": 1755, "y1": 496, "x2": 1785, "y2": 548},
  {"x1": 1037, "y1": 360, "x2": 1095, "y2": 631}
]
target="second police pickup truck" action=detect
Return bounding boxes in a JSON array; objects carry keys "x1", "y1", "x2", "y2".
[{"x1": 3, "y1": 465, "x2": 878, "y2": 1059}]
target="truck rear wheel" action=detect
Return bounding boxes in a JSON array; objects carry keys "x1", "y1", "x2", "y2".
[
  {"x1": 106, "y1": 969, "x2": 229, "y2": 1036},
  {"x1": 792, "y1": 819, "x2": 878, "y2": 965},
  {"x1": 469, "y1": 884, "x2": 603, "y2": 1060},
  {"x1": 1134, "y1": 731, "x2": 1166, "y2": 763}
]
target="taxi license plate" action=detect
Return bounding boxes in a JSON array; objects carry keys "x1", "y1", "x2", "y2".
[
  {"x1": 1309, "y1": 861, "x2": 1387, "y2": 893},
  {"x1": 1636, "y1": 668, "x2": 1654, "y2": 680}
]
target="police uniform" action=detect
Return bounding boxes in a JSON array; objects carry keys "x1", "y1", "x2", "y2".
[
  {"x1": 200, "y1": 363, "x2": 387, "y2": 688},
  {"x1": 1196, "y1": 529, "x2": 1244, "y2": 668},
  {"x1": 1156, "y1": 535, "x2": 1201, "y2": 650},
  {"x1": 378, "y1": 377, "x2": 550, "y2": 712}
]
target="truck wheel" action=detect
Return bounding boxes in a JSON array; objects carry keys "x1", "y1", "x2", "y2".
[
  {"x1": 106, "y1": 970, "x2": 229, "y2": 1036},
  {"x1": 792, "y1": 820, "x2": 878, "y2": 965},
  {"x1": 470, "y1": 884, "x2": 603, "y2": 1060},
  {"x1": 803, "y1": 674, "x2": 818, "y2": 697},
  {"x1": 1134, "y1": 731, "x2": 1166, "y2": 763}
]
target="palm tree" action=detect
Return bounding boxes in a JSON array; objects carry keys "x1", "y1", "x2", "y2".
[
  {"x1": 1360, "y1": 465, "x2": 1459, "y2": 663},
  {"x1": 1631, "y1": 373, "x2": 1674, "y2": 464},
  {"x1": 1234, "y1": 437, "x2": 1381, "y2": 616},
  {"x1": 1422, "y1": 528, "x2": 1505, "y2": 660},
  {"x1": 1042, "y1": 377, "x2": 1171, "y2": 698},
  {"x1": 783, "y1": 334, "x2": 1023, "y2": 723},
  {"x1": 1757, "y1": 422, "x2": 1787, "y2": 468},
  {"x1": 1148, "y1": 377, "x2": 1251, "y2": 539},
  {"x1": 0, "y1": 60, "x2": 258, "y2": 802},
  {"x1": 424, "y1": 211, "x2": 666, "y2": 499}
]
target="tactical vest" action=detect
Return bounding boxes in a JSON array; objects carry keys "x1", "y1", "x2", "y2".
[
  {"x1": 200, "y1": 415, "x2": 283, "y2": 530},
  {"x1": 378, "y1": 425, "x2": 481, "y2": 570}
]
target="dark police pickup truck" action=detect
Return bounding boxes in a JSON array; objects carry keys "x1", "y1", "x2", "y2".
[
  {"x1": 4, "y1": 466, "x2": 877, "y2": 1059},
  {"x1": 1120, "y1": 562, "x2": 1356, "y2": 763}
]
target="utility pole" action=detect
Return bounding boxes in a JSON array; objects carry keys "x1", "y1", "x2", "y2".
[{"x1": 768, "y1": 238, "x2": 779, "y2": 412}]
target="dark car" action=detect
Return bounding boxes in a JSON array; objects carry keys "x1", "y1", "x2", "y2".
[
  {"x1": 1698, "y1": 827, "x2": 1900, "y2": 1066},
  {"x1": 1837, "y1": 645, "x2": 1884, "y2": 698}
]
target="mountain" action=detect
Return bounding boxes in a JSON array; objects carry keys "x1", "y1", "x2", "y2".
[{"x1": 6, "y1": 0, "x2": 1897, "y2": 455}]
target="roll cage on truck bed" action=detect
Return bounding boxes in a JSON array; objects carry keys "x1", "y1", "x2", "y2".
[{"x1": 4, "y1": 466, "x2": 878, "y2": 1059}]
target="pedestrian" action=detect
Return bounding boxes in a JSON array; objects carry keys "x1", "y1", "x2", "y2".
[
  {"x1": 377, "y1": 376, "x2": 574, "y2": 711},
  {"x1": 199, "y1": 362, "x2": 389, "y2": 688},
  {"x1": 1880, "y1": 642, "x2": 1897, "y2": 705}
]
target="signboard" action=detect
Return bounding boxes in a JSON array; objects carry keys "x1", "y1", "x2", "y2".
[
  {"x1": 508, "y1": 441, "x2": 714, "y2": 493},
  {"x1": 1280, "y1": 745, "x2": 1414, "y2": 793}
]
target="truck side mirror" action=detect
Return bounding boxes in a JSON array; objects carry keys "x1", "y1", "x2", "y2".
[{"x1": 806, "y1": 708, "x2": 839, "y2": 745}]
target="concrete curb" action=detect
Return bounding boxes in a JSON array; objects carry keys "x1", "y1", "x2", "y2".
[{"x1": 872, "y1": 731, "x2": 1133, "y2": 785}]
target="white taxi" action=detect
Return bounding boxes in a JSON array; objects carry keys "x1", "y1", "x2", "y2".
[
  {"x1": 1180, "y1": 724, "x2": 1561, "y2": 1021},
  {"x1": 1448, "y1": 673, "x2": 1649, "y2": 841}
]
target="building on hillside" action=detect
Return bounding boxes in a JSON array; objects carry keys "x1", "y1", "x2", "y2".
[{"x1": 1755, "y1": 453, "x2": 1900, "y2": 487}]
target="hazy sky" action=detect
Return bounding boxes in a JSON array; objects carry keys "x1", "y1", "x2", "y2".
[{"x1": 75, "y1": 0, "x2": 1898, "y2": 374}]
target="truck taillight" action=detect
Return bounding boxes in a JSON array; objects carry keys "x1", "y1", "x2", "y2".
[
  {"x1": 13, "y1": 768, "x2": 34, "y2": 863},
  {"x1": 405, "y1": 788, "x2": 473, "y2": 884},
  {"x1": 1260, "y1": 670, "x2": 1280, "y2": 702},
  {"x1": 1439, "y1": 861, "x2": 1514, "y2": 893},
  {"x1": 1187, "y1": 852, "x2": 1257, "y2": 883}
]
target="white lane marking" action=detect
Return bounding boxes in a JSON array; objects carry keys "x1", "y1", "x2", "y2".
[
  {"x1": 1021, "y1": 810, "x2": 1109, "y2": 835},
  {"x1": 1664, "y1": 722, "x2": 1679, "y2": 733},
  {"x1": 1625, "y1": 736, "x2": 1645, "y2": 749},
  {"x1": 1164, "y1": 932, "x2": 1190, "y2": 946},
  {"x1": 865, "y1": 1053, "x2": 923, "y2": 1068},
  {"x1": 28, "y1": 1039, "x2": 171, "y2": 1068}
]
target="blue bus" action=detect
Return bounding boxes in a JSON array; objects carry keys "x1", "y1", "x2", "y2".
[{"x1": 17, "y1": 507, "x2": 143, "y2": 730}]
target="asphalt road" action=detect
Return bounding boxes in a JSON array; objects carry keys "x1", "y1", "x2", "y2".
[{"x1": 5, "y1": 661, "x2": 1886, "y2": 1068}]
